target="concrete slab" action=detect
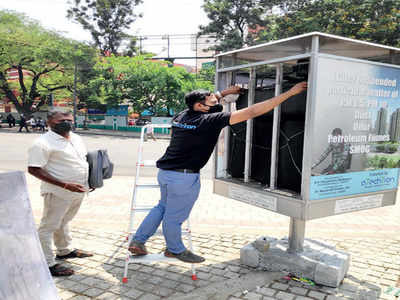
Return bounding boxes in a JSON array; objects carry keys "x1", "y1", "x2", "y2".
[{"x1": 240, "y1": 236, "x2": 351, "y2": 287}]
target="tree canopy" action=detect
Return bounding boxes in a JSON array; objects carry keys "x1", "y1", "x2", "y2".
[
  {"x1": 67, "y1": 0, "x2": 143, "y2": 55},
  {"x1": 0, "y1": 10, "x2": 96, "y2": 116},
  {"x1": 199, "y1": 0, "x2": 400, "y2": 52},
  {"x1": 272, "y1": 0, "x2": 400, "y2": 47},
  {"x1": 90, "y1": 56, "x2": 214, "y2": 116},
  {"x1": 198, "y1": 0, "x2": 277, "y2": 52}
]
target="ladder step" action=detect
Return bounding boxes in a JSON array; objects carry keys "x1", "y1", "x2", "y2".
[
  {"x1": 128, "y1": 229, "x2": 191, "y2": 236},
  {"x1": 136, "y1": 183, "x2": 159, "y2": 189},
  {"x1": 133, "y1": 205, "x2": 154, "y2": 211},
  {"x1": 129, "y1": 253, "x2": 178, "y2": 263},
  {"x1": 136, "y1": 160, "x2": 156, "y2": 167},
  {"x1": 147, "y1": 124, "x2": 171, "y2": 129}
]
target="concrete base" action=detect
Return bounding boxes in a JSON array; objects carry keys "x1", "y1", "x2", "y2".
[{"x1": 240, "y1": 236, "x2": 351, "y2": 287}]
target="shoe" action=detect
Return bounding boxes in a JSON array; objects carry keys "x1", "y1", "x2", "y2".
[
  {"x1": 164, "y1": 249, "x2": 205, "y2": 263},
  {"x1": 49, "y1": 263, "x2": 74, "y2": 277},
  {"x1": 56, "y1": 249, "x2": 93, "y2": 260},
  {"x1": 128, "y1": 240, "x2": 148, "y2": 256}
]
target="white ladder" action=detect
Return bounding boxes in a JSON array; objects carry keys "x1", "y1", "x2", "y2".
[{"x1": 122, "y1": 124, "x2": 198, "y2": 283}]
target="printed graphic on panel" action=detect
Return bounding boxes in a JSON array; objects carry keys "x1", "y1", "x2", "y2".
[{"x1": 310, "y1": 57, "x2": 400, "y2": 200}]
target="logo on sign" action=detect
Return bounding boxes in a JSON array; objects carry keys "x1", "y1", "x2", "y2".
[{"x1": 361, "y1": 176, "x2": 395, "y2": 187}]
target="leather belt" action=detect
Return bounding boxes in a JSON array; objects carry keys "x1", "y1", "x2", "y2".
[{"x1": 169, "y1": 168, "x2": 199, "y2": 174}]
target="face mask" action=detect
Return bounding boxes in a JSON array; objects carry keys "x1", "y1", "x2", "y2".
[
  {"x1": 205, "y1": 103, "x2": 223, "y2": 113},
  {"x1": 53, "y1": 121, "x2": 72, "y2": 134}
]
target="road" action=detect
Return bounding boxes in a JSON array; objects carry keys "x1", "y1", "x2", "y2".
[{"x1": 0, "y1": 130, "x2": 213, "y2": 178}]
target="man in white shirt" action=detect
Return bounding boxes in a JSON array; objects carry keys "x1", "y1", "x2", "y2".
[
  {"x1": 144, "y1": 123, "x2": 157, "y2": 142},
  {"x1": 28, "y1": 108, "x2": 92, "y2": 277}
]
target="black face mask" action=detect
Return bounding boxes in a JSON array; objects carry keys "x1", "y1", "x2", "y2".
[
  {"x1": 205, "y1": 103, "x2": 223, "y2": 113},
  {"x1": 53, "y1": 121, "x2": 72, "y2": 135}
]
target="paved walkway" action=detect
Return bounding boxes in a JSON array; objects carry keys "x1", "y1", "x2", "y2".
[
  {"x1": 21, "y1": 172, "x2": 400, "y2": 300},
  {"x1": 3, "y1": 125, "x2": 400, "y2": 299}
]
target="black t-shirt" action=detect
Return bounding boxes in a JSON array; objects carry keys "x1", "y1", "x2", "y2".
[{"x1": 157, "y1": 109, "x2": 231, "y2": 171}]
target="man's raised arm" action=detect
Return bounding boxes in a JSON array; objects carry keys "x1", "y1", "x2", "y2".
[{"x1": 229, "y1": 82, "x2": 307, "y2": 125}]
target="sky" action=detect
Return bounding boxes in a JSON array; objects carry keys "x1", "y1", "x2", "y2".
[{"x1": 0, "y1": 0, "x2": 211, "y2": 65}]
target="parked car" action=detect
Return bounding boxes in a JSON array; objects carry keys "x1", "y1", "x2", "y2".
[
  {"x1": 135, "y1": 119, "x2": 151, "y2": 126},
  {"x1": 128, "y1": 119, "x2": 136, "y2": 126}
]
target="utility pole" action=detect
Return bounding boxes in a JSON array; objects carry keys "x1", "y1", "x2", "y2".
[
  {"x1": 167, "y1": 35, "x2": 170, "y2": 58},
  {"x1": 139, "y1": 36, "x2": 142, "y2": 55},
  {"x1": 195, "y1": 35, "x2": 198, "y2": 78},
  {"x1": 73, "y1": 60, "x2": 77, "y2": 129},
  {"x1": 162, "y1": 35, "x2": 170, "y2": 58},
  {"x1": 48, "y1": 93, "x2": 53, "y2": 107}
]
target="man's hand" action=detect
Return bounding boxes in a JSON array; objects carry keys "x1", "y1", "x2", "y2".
[
  {"x1": 221, "y1": 85, "x2": 241, "y2": 97},
  {"x1": 64, "y1": 183, "x2": 87, "y2": 193},
  {"x1": 28, "y1": 167, "x2": 87, "y2": 193},
  {"x1": 288, "y1": 82, "x2": 308, "y2": 97}
]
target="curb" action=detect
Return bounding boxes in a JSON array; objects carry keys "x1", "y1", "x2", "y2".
[
  {"x1": 76, "y1": 129, "x2": 171, "y2": 140},
  {"x1": 0, "y1": 126, "x2": 171, "y2": 140}
]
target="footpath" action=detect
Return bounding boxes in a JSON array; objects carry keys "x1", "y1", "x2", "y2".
[{"x1": 3, "y1": 125, "x2": 400, "y2": 299}]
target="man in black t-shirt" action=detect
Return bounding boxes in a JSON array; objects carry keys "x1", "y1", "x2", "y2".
[{"x1": 129, "y1": 82, "x2": 308, "y2": 263}]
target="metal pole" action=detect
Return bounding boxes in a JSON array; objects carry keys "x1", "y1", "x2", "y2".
[
  {"x1": 167, "y1": 35, "x2": 170, "y2": 58},
  {"x1": 269, "y1": 63, "x2": 283, "y2": 189},
  {"x1": 215, "y1": 60, "x2": 229, "y2": 178},
  {"x1": 48, "y1": 93, "x2": 53, "y2": 107},
  {"x1": 73, "y1": 61, "x2": 77, "y2": 129},
  {"x1": 195, "y1": 36, "x2": 198, "y2": 77},
  {"x1": 244, "y1": 68, "x2": 255, "y2": 182},
  {"x1": 288, "y1": 218, "x2": 305, "y2": 253},
  {"x1": 83, "y1": 106, "x2": 88, "y2": 130},
  {"x1": 288, "y1": 35, "x2": 319, "y2": 253}
]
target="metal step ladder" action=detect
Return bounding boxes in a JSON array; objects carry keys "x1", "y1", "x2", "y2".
[{"x1": 122, "y1": 124, "x2": 198, "y2": 283}]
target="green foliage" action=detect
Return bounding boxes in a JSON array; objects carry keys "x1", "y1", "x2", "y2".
[
  {"x1": 0, "y1": 10, "x2": 96, "y2": 115},
  {"x1": 386, "y1": 144, "x2": 398, "y2": 154},
  {"x1": 199, "y1": 0, "x2": 400, "y2": 52},
  {"x1": 374, "y1": 143, "x2": 399, "y2": 154},
  {"x1": 368, "y1": 155, "x2": 400, "y2": 169},
  {"x1": 198, "y1": 66, "x2": 216, "y2": 84},
  {"x1": 67, "y1": 0, "x2": 143, "y2": 55},
  {"x1": 198, "y1": 0, "x2": 277, "y2": 52},
  {"x1": 270, "y1": 0, "x2": 400, "y2": 47},
  {"x1": 375, "y1": 145, "x2": 385, "y2": 152},
  {"x1": 89, "y1": 56, "x2": 214, "y2": 116}
]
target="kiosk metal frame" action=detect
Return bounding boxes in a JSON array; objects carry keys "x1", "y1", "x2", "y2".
[{"x1": 213, "y1": 32, "x2": 400, "y2": 253}]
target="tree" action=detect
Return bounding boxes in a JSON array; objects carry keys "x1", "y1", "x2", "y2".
[
  {"x1": 0, "y1": 10, "x2": 96, "y2": 116},
  {"x1": 198, "y1": 66, "x2": 216, "y2": 84},
  {"x1": 73, "y1": 47, "x2": 100, "y2": 110},
  {"x1": 198, "y1": 0, "x2": 277, "y2": 52},
  {"x1": 67, "y1": 0, "x2": 143, "y2": 55},
  {"x1": 271, "y1": 0, "x2": 400, "y2": 47},
  {"x1": 123, "y1": 58, "x2": 192, "y2": 115},
  {"x1": 90, "y1": 56, "x2": 214, "y2": 116}
]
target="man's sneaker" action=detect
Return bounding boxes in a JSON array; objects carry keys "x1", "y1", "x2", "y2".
[
  {"x1": 128, "y1": 240, "x2": 148, "y2": 256},
  {"x1": 164, "y1": 249, "x2": 205, "y2": 263}
]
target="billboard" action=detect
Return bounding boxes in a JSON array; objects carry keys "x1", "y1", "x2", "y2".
[{"x1": 310, "y1": 57, "x2": 400, "y2": 200}]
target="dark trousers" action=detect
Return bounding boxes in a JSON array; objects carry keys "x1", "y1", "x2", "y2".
[{"x1": 19, "y1": 124, "x2": 29, "y2": 132}]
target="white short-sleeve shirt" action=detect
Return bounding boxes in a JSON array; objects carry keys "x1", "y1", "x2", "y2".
[{"x1": 28, "y1": 130, "x2": 89, "y2": 199}]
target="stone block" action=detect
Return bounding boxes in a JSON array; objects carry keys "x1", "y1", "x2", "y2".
[
  {"x1": 240, "y1": 237, "x2": 351, "y2": 288},
  {"x1": 240, "y1": 243, "x2": 260, "y2": 268}
]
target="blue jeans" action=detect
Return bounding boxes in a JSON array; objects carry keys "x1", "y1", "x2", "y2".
[{"x1": 134, "y1": 169, "x2": 201, "y2": 253}]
